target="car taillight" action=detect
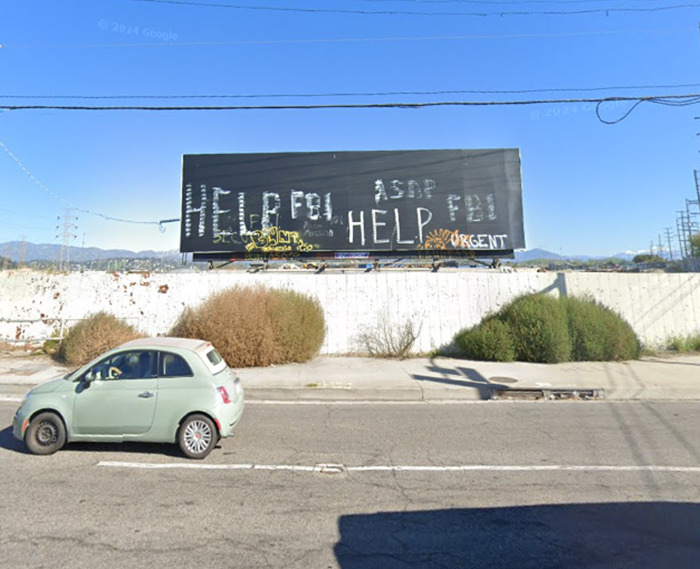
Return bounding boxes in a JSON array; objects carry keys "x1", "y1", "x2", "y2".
[{"x1": 217, "y1": 386, "x2": 231, "y2": 404}]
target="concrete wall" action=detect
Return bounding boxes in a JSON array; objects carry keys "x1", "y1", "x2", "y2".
[{"x1": 1, "y1": 269, "x2": 699, "y2": 352}]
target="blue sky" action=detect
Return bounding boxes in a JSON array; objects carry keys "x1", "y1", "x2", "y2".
[{"x1": 1, "y1": 0, "x2": 700, "y2": 256}]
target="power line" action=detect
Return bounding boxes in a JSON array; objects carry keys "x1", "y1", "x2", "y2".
[
  {"x1": 2, "y1": 83, "x2": 700, "y2": 100},
  {"x1": 364, "y1": 0, "x2": 676, "y2": 4},
  {"x1": 3, "y1": 94, "x2": 700, "y2": 125},
  {"x1": 2, "y1": 28, "x2": 680, "y2": 49},
  {"x1": 127, "y1": 0, "x2": 700, "y2": 17},
  {"x1": 0, "y1": 137, "x2": 179, "y2": 231}
]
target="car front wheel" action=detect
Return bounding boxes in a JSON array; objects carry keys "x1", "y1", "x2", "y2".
[
  {"x1": 25, "y1": 412, "x2": 66, "y2": 455},
  {"x1": 178, "y1": 414, "x2": 217, "y2": 459}
]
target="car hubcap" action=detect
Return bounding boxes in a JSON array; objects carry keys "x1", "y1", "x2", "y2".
[
  {"x1": 36, "y1": 421, "x2": 58, "y2": 447},
  {"x1": 184, "y1": 420, "x2": 212, "y2": 454}
]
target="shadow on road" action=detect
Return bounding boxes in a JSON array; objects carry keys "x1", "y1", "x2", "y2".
[
  {"x1": 335, "y1": 502, "x2": 700, "y2": 569},
  {"x1": 643, "y1": 358, "x2": 700, "y2": 367},
  {"x1": 0, "y1": 426, "x2": 26, "y2": 453},
  {"x1": 411, "y1": 362, "x2": 508, "y2": 400},
  {"x1": 0, "y1": 425, "x2": 186, "y2": 458}
]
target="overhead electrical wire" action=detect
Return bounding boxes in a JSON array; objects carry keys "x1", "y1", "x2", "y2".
[
  {"x1": 126, "y1": 0, "x2": 700, "y2": 17},
  {"x1": 0, "y1": 137, "x2": 179, "y2": 231},
  {"x1": 2, "y1": 83, "x2": 699, "y2": 100},
  {"x1": 3, "y1": 93, "x2": 700, "y2": 124},
  {"x1": 359, "y1": 0, "x2": 675, "y2": 5},
  {"x1": 2, "y1": 28, "x2": 679, "y2": 50}
]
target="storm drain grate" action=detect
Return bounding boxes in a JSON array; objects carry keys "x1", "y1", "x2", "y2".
[{"x1": 490, "y1": 387, "x2": 604, "y2": 401}]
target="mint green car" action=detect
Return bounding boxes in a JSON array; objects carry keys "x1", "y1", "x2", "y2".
[{"x1": 12, "y1": 337, "x2": 244, "y2": 459}]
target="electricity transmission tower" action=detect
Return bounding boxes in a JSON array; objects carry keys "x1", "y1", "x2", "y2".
[{"x1": 56, "y1": 209, "x2": 78, "y2": 271}]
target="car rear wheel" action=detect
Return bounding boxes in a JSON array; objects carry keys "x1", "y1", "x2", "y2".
[
  {"x1": 25, "y1": 412, "x2": 66, "y2": 455},
  {"x1": 178, "y1": 414, "x2": 217, "y2": 459}
]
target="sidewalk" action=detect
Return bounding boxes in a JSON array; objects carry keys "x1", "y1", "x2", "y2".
[{"x1": 1, "y1": 351, "x2": 698, "y2": 402}]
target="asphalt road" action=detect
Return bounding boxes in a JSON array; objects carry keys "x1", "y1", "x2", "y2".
[{"x1": 1, "y1": 400, "x2": 699, "y2": 569}]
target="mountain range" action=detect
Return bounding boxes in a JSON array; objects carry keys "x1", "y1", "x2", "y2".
[
  {"x1": 0, "y1": 241, "x2": 180, "y2": 263},
  {"x1": 0, "y1": 241, "x2": 636, "y2": 264},
  {"x1": 513, "y1": 248, "x2": 637, "y2": 263}
]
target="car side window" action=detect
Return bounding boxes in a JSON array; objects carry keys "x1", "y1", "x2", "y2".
[
  {"x1": 159, "y1": 352, "x2": 193, "y2": 378},
  {"x1": 87, "y1": 351, "x2": 156, "y2": 381}
]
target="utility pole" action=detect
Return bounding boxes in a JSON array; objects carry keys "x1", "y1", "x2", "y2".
[
  {"x1": 19, "y1": 235, "x2": 27, "y2": 268},
  {"x1": 678, "y1": 211, "x2": 691, "y2": 258},
  {"x1": 686, "y1": 200, "x2": 699, "y2": 248},
  {"x1": 2, "y1": 244, "x2": 10, "y2": 270},
  {"x1": 56, "y1": 208, "x2": 78, "y2": 272},
  {"x1": 664, "y1": 227, "x2": 675, "y2": 261},
  {"x1": 677, "y1": 214, "x2": 687, "y2": 258}
]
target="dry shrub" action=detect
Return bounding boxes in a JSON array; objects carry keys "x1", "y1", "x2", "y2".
[
  {"x1": 356, "y1": 318, "x2": 422, "y2": 359},
  {"x1": 58, "y1": 312, "x2": 143, "y2": 366},
  {"x1": 170, "y1": 286, "x2": 325, "y2": 367},
  {"x1": 268, "y1": 289, "x2": 327, "y2": 364}
]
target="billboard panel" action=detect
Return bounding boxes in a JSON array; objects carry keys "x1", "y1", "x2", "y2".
[{"x1": 180, "y1": 149, "x2": 524, "y2": 260}]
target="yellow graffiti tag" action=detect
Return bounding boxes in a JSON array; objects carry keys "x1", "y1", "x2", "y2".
[
  {"x1": 244, "y1": 226, "x2": 316, "y2": 253},
  {"x1": 420, "y1": 229, "x2": 454, "y2": 250}
]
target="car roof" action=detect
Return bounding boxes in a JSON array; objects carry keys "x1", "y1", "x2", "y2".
[{"x1": 119, "y1": 337, "x2": 212, "y2": 353}]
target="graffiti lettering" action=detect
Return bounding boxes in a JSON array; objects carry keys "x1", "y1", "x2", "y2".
[
  {"x1": 183, "y1": 183, "x2": 208, "y2": 238},
  {"x1": 243, "y1": 226, "x2": 316, "y2": 253},
  {"x1": 348, "y1": 207, "x2": 432, "y2": 247},
  {"x1": 420, "y1": 229, "x2": 508, "y2": 250},
  {"x1": 374, "y1": 179, "x2": 436, "y2": 205},
  {"x1": 450, "y1": 232, "x2": 508, "y2": 249},
  {"x1": 446, "y1": 193, "x2": 497, "y2": 223},
  {"x1": 212, "y1": 187, "x2": 230, "y2": 236},
  {"x1": 290, "y1": 191, "x2": 333, "y2": 222}
]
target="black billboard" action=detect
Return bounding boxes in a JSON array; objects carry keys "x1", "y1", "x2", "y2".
[{"x1": 180, "y1": 149, "x2": 525, "y2": 260}]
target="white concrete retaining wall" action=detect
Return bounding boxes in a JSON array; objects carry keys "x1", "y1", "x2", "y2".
[{"x1": 1, "y1": 269, "x2": 699, "y2": 352}]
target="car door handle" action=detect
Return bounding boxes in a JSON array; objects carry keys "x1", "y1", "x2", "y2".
[{"x1": 138, "y1": 391, "x2": 154, "y2": 398}]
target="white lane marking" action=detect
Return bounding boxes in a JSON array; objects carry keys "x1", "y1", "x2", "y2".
[
  {"x1": 246, "y1": 400, "x2": 522, "y2": 405},
  {"x1": 347, "y1": 465, "x2": 700, "y2": 472},
  {"x1": 98, "y1": 461, "x2": 700, "y2": 473},
  {"x1": 98, "y1": 461, "x2": 328, "y2": 472}
]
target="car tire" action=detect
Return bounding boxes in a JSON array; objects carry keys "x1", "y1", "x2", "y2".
[
  {"x1": 25, "y1": 412, "x2": 66, "y2": 455},
  {"x1": 178, "y1": 414, "x2": 217, "y2": 459}
]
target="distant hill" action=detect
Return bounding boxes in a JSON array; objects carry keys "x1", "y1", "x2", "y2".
[
  {"x1": 0, "y1": 241, "x2": 637, "y2": 264},
  {"x1": 513, "y1": 248, "x2": 566, "y2": 262},
  {"x1": 513, "y1": 249, "x2": 636, "y2": 263},
  {"x1": 0, "y1": 241, "x2": 180, "y2": 263}
]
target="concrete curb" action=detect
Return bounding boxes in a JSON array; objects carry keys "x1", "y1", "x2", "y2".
[{"x1": 1, "y1": 354, "x2": 698, "y2": 403}]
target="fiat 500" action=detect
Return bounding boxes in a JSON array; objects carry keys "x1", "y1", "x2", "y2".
[{"x1": 13, "y1": 337, "x2": 244, "y2": 459}]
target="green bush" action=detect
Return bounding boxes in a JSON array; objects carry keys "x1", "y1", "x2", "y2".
[
  {"x1": 453, "y1": 293, "x2": 640, "y2": 363},
  {"x1": 454, "y1": 317, "x2": 515, "y2": 362},
  {"x1": 58, "y1": 312, "x2": 143, "y2": 366},
  {"x1": 564, "y1": 296, "x2": 640, "y2": 361},
  {"x1": 169, "y1": 286, "x2": 325, "y2": 367},
  {"x1": 499, "y1": 294, "x2": 572, "y2": 363},
  {"x1": 666, "y1": 334, "x2": 700, "y2": 353}
]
